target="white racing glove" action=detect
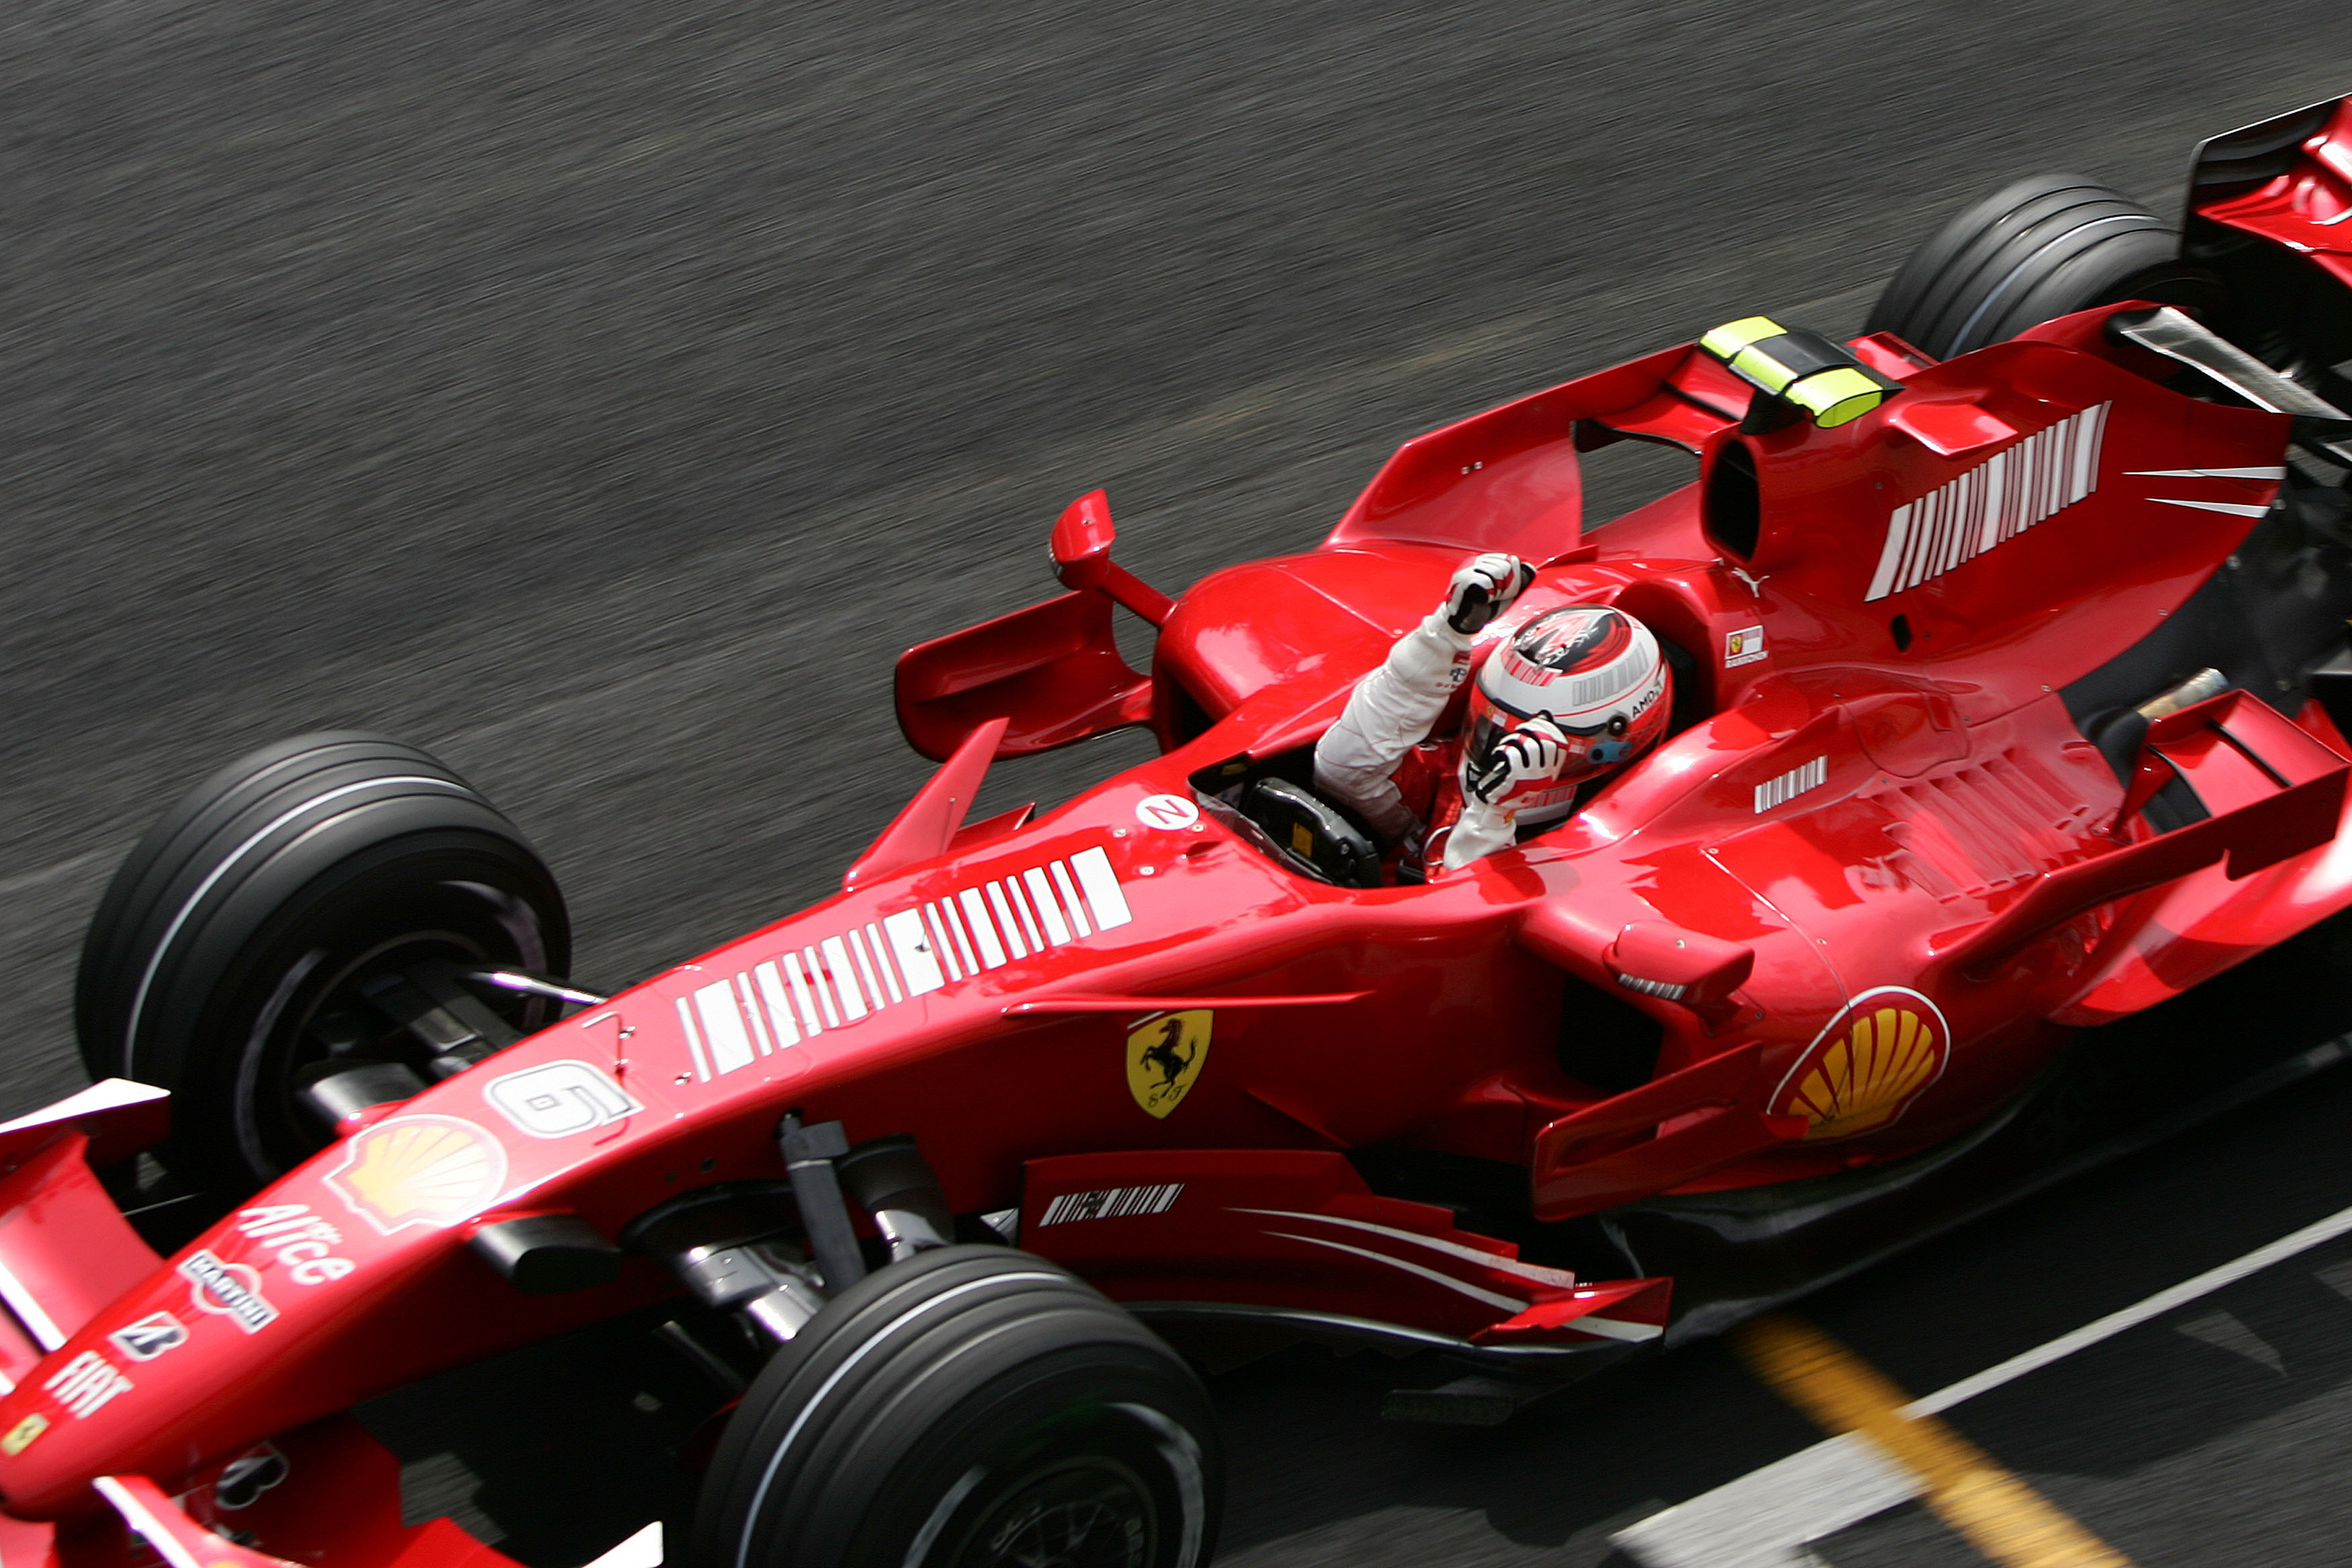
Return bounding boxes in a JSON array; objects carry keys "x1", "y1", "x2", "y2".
[
  {"x1": 1466, "y1": 715, "x2": 1571, "y2": 806},
  {"x1": 1443, "y1": 554, "x2": 1538, "y2": 636}
]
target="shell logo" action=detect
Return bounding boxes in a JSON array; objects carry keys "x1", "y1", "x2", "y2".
[
  {"x1": 1771, "y1": 986, "x2": 1949, "y2": 1140},
  {"x1": 324, "y1": 1114, "x2": 510, "y2": 1234}
]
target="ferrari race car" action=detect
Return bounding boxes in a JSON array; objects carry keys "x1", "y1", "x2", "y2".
[{"x1": 6, "y1": 92, "x2": 2352, "y2": 1568}]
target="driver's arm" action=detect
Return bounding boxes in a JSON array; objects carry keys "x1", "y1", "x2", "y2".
[{"x1": 1312, "y1": 553, "x2": 1530, "y2": 840}]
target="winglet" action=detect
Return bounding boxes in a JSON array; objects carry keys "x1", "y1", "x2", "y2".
[{"x1": 844, "y1": 718, "x2": 1008, "y2": 892}]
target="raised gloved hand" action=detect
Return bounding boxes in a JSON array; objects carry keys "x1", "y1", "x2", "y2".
[
  {"x1": 1466, "y1": 715, "x2": 1571, "y2": 806},
  {"x1": 1443, "y1": 553, "x2": 1538, "y2": 636}
]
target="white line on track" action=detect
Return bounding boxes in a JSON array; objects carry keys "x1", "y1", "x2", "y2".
[{"x1": 1617, "y1": 1191, "x2": 2352, "y2": 1566}]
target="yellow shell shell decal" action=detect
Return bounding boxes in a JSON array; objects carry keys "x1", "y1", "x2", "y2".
[
  {"x1": 1773, "y1": 987, "x2": 1949, "y2": 1140},
  {"x1": 1127, "y1": 1010, "x2": 1211, "y2": 1119},
  {"x1": 325, "y1": 1114, "x2": 510, "y2": 1234}
]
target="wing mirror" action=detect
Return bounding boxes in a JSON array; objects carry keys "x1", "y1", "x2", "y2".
[
  {"x1": 1050, "y1": 489, "x2": 1118, "y2": 592},
  {"x1": 1050, "y1": 490, "x2": 1174, "y2": 626},
  {"x1": 1604, "y1": 921, "x2": 1754, "y2": 1022}
]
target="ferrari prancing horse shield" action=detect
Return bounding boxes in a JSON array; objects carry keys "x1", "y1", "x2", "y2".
[{"x1": 1127, "y1": 1010, "x2": 1211, "y2": 1118}]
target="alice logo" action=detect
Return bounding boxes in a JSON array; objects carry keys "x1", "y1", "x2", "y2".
[
  {"x1": 1772, "y1": 987, "x2": 1949, "y2": 1140},
  {"x1": 1126, "y1": 1010, "x2": 1211, "y2": 1118}
]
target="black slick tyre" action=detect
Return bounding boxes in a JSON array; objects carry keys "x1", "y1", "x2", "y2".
[
  {"x1": 75, "y1": 732, "x2": 569, "y2": 1192},
  {"x1": 693, "y1": 1246, "x2": 1222, "y2": 1568},
  {"x1": 1866, "y1": 175, "x2": 2216, "y2": 359}
]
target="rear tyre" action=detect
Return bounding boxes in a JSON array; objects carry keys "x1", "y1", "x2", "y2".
[
  {"x1": 1866, "y1": 175, "x2": 2216, "y2": 359},
  {"x1": 75, "y1": 732, "x2": 569, "y2": 1193},
  {"x1": 693, "y1": 1246, "x2": 1222, "y2": 1568}
]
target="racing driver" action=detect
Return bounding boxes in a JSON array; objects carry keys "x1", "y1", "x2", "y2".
[{"x1": 1312, "y1": 552, "x2": 1673, "y2": 873}]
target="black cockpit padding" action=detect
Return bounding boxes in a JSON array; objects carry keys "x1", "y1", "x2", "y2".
[{"x1": 1241, "y1": 777, "x2": 1383, "y2": 888}]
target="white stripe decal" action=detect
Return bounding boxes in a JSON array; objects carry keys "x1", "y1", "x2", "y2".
[
  {"x1": 1753, "y1": 755, "x2": 1828, "y2": 814},
  {"x1": 94, "y1": 1479, "x2": 210, "y2": 1568},
  {"x1": 820, "y1": 937, "x2": 865, "y2": 1021},
  {"x1": 1024, "y1": 867, "x2": 1073, "y2": 945},
  {"x1": 845, "y1": 928, "x2": 885, "y2": 1015},
  {"x1": 1231, "y1": 1208, "x2": 1581, "y2": 1288},
  {"x1": 681, "y1": 844, "x2": 1135, "y2": 1082},
  {"x1": 801, "y1": 946, "x2": 839, "y2": 1026},
  {"x1": 881, "y1": 910, "x2": 945, "y2": 997},
  {"x1": 2127, "y1": 465, "x2": 2287, "y2": 479},
  {"x1": 694, "y1": 981, "x2": 756, "y2": 1075},
  {"x1": 0, "y1": 1257, "x2": 66, "y2": 1350},
  {"x1": 1266, "y1": 1230, "x2": 1528, "y2": 1313},
  {"x1": 1866, "y1": 401, "x2": 2109, "y2": 601},
  {"x1": 1002, "y1": 878, "x2": 1046, "y2": 952},
  {"x1": 938, "y1": 899, "x2": 981, "y2": 977},
  {"x1": 865, "y1": 922, "x2": 903, "y2": 1003},
  {"x1": 1050, "y1": 861, "x2": 1092, "y2": 937},
  {"x1": 959, "y1": 889, "x2": 1007, "y2": 968},
  {"x1": 924, "y1": 905, "x2": 963, "y2": 983},
  {"x1": 734, "y1": 973, "x2": 774, "y2": 1057},
  {"x1": 752, "y1": 961, "x2": 801, "y2": 1047},
  {"x1": 987, "y1": 882, "x2": 1029, "y2": 958},
  {"x1": 785, "y1": 950, "x2": 828, "y2": 1033},
  {"x1": 1572, "y1": 1314, "x2": 1664, "y2": 1343},
  {"x1": 1071, "y1": 846, "x2": 1132, "y2": 929},
  {"x1": 1042, "y1": 1183, "x2": 1186, "y2": 1226},
  {"x1": 2149, "y1": 497, "x2": 2272, "y2": 518},
  {"x1": 675, "y1": 996, "x2": 712, "y2": 1083}
]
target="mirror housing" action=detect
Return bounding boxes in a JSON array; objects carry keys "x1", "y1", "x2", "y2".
[
  {"x1": 1604, "y1": 921, "x2": 1754, "y2": 1011},
  {"x1": 1052, "y1": 489, "x2": 1118, "y2": 593},
  {"x1": 1048, "y1": 490, "x2": 1173, "y2": 626}
]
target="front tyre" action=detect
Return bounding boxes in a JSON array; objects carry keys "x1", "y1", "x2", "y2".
[
  {"x1": 693, "y1": 1247, "x2": 1222, "y2": 1568},
  {"x1": 75, "y1": 732, "x2": 569, "y2": 1193}
]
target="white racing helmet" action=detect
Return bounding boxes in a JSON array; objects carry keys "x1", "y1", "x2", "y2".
[{"x1": 1463, "y1": 604, "x2": 1672, "y2": 823}]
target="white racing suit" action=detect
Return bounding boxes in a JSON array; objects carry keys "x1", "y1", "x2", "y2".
[{"x1": 1311, "y1": 614, "x2": 1522, "y2": 873}]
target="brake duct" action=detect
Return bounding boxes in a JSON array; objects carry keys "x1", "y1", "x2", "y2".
[{"x1": 622, "y1": 1118, "x2": 957, "y2": 1349}]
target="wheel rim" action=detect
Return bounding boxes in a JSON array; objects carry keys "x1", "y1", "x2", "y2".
[
  {"x1": 946, "y1": 1458, "x2": 1157, "y2": 1568},
  {"x1": 228, "y1": 878, "x2": 552, "y2": 1179}
]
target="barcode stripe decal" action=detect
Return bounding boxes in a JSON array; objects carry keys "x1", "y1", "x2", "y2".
[
  {"x1": 675, "y1": 997, "x2": 712, "y2": 1081},
  {"x1": 1050, "y1": 861, "x2": 1092, "y2": 937},
  {"x1": 986, "y1": 882, "x2": 1029, "y2": 959},
  {"x1": 1004, "y1": 878, "x2": 1046, "y2": 952},
  {"x1": 939, "y1": 898, "x2": 981, "y2": 977},
  {"x1": 675, "y1": 843, "x2": 1136, "y2": 1080},
  {"x1": 846, "y1": 930, "x2": 886, "y2": 1018},
  {"x1": 1866, "y1": 402, "x2": 2108, "y2": 601},
  {"x1": 924, "y1": 905, "x2": 963, "y2": 983},
  {"x1": 1072, "y1": 846, "x2": 1132, "y2": 929},
  {"x1": 959, "y1": 890, "x2": 1008, "y2": 969},
  {"x1": 694, "y1": 981, "x2": 757, "y2": 1075},
  {"x1": 735, "y1": 973, "x2": 775, "y2": 1057},
  {"x1": 865, "y1": 922, "x2": 904, "y2": 1003},
  {"x1": 820, "y1": 936, "x2": 866, "y2": 1021},
  {"x1": 804, "y1": 946, "x2": 843, "y2": 1028},
  {"x1": 782, "y1": 951, "x2": 825, "y2": 1034},
  {"x1": 881, "y1": 910, "x2": 944, "y2": 997},
  {"x1": 1024, "y1": 867, "x2": 1073, "y2": 946},
  {"x1": 1754, "y1": 755, "x2": 1828, "y2": 814},
  {"x1": 1038, "y1": 1183, "x2": 1185, "y2": 1226},
  {"x1": 753, "y1": 961, "x2": 801, "y2": 1047}
]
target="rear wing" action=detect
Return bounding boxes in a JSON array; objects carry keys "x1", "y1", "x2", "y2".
[{"x1": 2182, "y1": 94, "x2": 2352, "y2": 391}]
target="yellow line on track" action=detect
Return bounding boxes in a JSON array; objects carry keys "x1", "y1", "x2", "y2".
[{"x1": 1732, "y1": 1314, "x2": 2134, "y2": 1568}]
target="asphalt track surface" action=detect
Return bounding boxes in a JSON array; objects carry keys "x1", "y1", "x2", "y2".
[{"x1": 7, "y1": 4, "x2": 2352, "y2": 1567}]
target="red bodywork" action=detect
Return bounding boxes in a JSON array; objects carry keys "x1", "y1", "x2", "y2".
[{"x1": 7, "y1": 101, "x2": 2352, "y2": 1568}]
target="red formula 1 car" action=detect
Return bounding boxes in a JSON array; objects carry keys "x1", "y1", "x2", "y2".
[{"x1": 6, "y1": 93, "x2": 2352, "y2": 1568}]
